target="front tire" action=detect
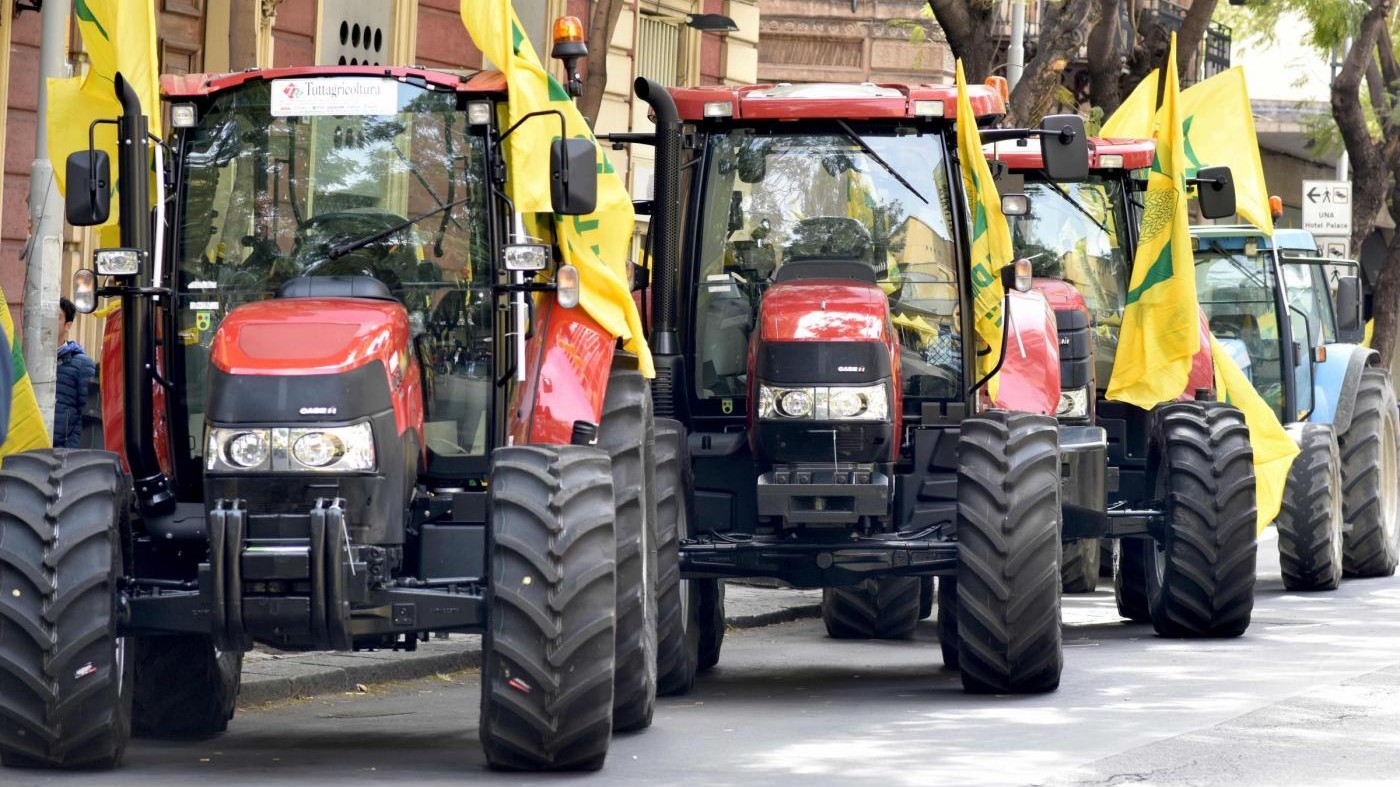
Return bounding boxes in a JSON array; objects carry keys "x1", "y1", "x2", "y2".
[
  {"x1": 1114, "y1": 538, "x2": 1152, "y2": 623},
  {"x1": 132, "y1": 635, "x2": 241, "y2": 738},
  {"x1": 955, "y1": 412, "x2": 1063, "y2": 694},
  {"x1": 696, "y1": 579, "x2": 726, "y2": 671},
  {"x1": 936, "y1": 577, "x2": 959, "y2": 670},
  {"x1": 821, "y1": 577, "x2": 921, "y2": 639},
  {"x1": 0, "y1": 450, "x2": 132, "y2": 769},
  {"x1": 1340, "y1": 369, "x2": 1400, "y2": 577},
  {"x1": 1276, "y1": 423, "x2": 1344, "y2": 591},
  {"x1": 480, "y1": 446, "x2": 616, "y2": 771},
  {"x1": 598, "y1": 370, "x2": 658, "y2": 732},
  {"x1": 654, "y1": 419, "x2": 699, "y2": 697},
  {"x1": 1060, "y1": 538, "x2": 1101, "y2": 593},
  {"x1": 1144, "y1": 402, "x2": 1257, "y2": 638}
]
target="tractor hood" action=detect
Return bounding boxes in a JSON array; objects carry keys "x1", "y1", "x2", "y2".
[
  {"x1": 756, "y1": 280, "x2": 890, "y2": 344},
  {"x1": 211, "y1": 298, "x2": 410, "y2": 379}
]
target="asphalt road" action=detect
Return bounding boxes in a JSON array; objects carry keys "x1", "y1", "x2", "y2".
[{"x1": 11, "y1": 529, "x2": 1400, "y2": 787}]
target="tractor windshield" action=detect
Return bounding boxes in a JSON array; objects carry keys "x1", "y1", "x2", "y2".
[
  {"x1": 1194, "y1": 246, "x2": 1286, "y2": 419},
  {"x1": 1009, "y1": 177, "x2": 1130, "y2": 387},
  {"x1": 692, "y1": 125, "x2": 960, "y2": 401},
  {"x1": 172, "y1": 77, "x2": 493, "y2": 472}
]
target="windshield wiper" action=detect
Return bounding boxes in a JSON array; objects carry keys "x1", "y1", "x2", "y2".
[
  {"x1": 1206, "y1": 240, "x2": 1269, "y2": 290},
  {"x1": 833, "y1": 119, "x2": 928, "y2": 205},
  {"x1": 1044, "y1": 181, "x2": 1115, "y2": 242},
  {"x1": 326, "y1": 194, "x2": 476, "y2": 261}
]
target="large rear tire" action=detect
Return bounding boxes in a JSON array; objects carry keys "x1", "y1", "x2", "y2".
[
  {"x1": 480, "y1": 446, "x2": 616, "y2": 771},
  {"x1": 1114, "y1": 538, "x2": 1152, "y2": 623},
  {"x1": 1340, "y1": 369, "x2": 1400, "y2": 578},
  {"x1": 598, "y1": 370, "x2": 658, "y2": 732},
  {"x1": 132, "y1": 635, "x2": 241, "y2": 738},
  {"x1": 1060, "y1": 538, "x2": 1101, "y2": 593},
  {"x1": 0, "y1": 450, "x2": 132, "y2": 769},
  {"x1": 1276, "y1": 423, "x2": 1344, "y2": 591},
  {"x1": 918, "y1": 576, "x2": 934, "y2": 620},
  {"x1": 695, "y1": 579, "x2": 726, "y2": 671},
  {"x1": 955, "y1": 412, "x2": 1063, "y2": 694},
  {"x1": 654, "y1": 418, "x2": 699, "y2": 697},
  {"x1": 1144, "y1": 402, "x2": 1257, "y2": 638}
]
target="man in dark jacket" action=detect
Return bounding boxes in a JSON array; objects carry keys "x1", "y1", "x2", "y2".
[{"x1": 54, "y1": 297, "x2": 96, "y2": 449}]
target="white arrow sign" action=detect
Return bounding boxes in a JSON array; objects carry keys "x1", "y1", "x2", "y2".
[{"x1": 1301, "y1": 180, "x2": 1352, "y2": 236}]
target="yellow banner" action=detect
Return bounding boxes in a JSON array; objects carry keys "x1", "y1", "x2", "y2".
[
  {"x1": 1106, "y1": 38, "x2": 1200, "y2": 409},
  {"x1": 0, "y1": 288, "x2": 51, "y2": 456},
  {"x1": 459, "y1": 2, "x2": 651, "y2": 375},
  {"x1": 955, "y1": 61, "x2": 1012, "y2": 398},
  {"x1": 46, "y1": 0, "x2": 161, "y2": 230},
  {"x1": 1209, "y1": 335, "x2": 1299, "y2": 533},
  {"x1": 1102, "y1": 68, "x2": 1272, "y2": 236}
]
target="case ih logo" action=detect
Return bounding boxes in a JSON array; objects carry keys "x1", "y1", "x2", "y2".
[{"x1": 837, "y1": 366, "x2": 866, "y2": 373}]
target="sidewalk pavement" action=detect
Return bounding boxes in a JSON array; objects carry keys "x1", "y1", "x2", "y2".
[{"x1": 238, "y1": 583, "x2": 822, "y2": 707}]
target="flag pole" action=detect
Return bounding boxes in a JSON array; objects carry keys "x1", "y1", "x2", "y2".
[{"x1": 21, "y1": 0, "x2": 73, "y2": 434}]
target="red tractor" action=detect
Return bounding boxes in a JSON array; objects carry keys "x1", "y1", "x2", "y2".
[
  {"x1": 620, "y1": 78, "x2": 1099, "y2": 693},
  {"x1": 0, "y1": 59, "x2": 668, "y2": 771},
  {"x1": 986, "y1": 137, "x2": 1260, "y2": 636}
]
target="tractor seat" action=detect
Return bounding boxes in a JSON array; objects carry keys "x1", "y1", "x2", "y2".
[{"x1": 276, "y1": 275, "x2": 396, "y2": 302}]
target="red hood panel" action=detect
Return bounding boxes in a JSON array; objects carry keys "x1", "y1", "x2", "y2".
[
  {"x1": 759, "y1": 281, "x2": 890, "y2": 343},
  {"x1": 212, "y1": 298, "x2": 409, "y2": 376}
]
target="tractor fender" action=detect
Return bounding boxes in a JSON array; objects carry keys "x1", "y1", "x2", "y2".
[
  {"x1": 990, "y1": 288, "x2": 1061, "y2": 416},
  {"x1": 1312, "y1": 343, "x2": 1379, "y2": 433}
]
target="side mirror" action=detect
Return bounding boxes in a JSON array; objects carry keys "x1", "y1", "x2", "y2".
[
  {"x1": 1336, "y1": 274, "x2": 1364, "y2": 337},
  {"x1": 1194, "y1": 166, "x2": 1237, "y2": 219},
  {"x1": 1039, "y1": 114, "x2": 1089, "y2": 182},
  {"x1": 1192, "y1": 165, "x2": 1237, "y2": 218},
  {"x1": 550, "y1": 138, "x2": 598, "y2": 216},
  {"x1": 65, "y1": 150, "x2": 112, "y2": 227},
  {"x1": 1001, "y1": 193, "x2": 1030, "y2": 217}
]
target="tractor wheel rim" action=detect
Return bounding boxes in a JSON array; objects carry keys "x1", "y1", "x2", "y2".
[{"x1": 1381, "y1": 413, "x2": 1399, "y2": 544}]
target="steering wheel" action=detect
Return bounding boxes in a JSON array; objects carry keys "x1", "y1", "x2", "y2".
[{"x1": 287, "y1": 209, "x2": 419, "y2": 289}]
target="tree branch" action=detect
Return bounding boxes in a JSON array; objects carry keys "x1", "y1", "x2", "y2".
[
  {"x1": 1331, "y1": 0, "x2": 1393, "y2": 254},
  {"x1": 1006, "y1": 0, "x2": 1103, "y2": 126},
  {"x1": 579, "y1": 0, "x2": 628, "y2": 124},
  {"x1": 1086, "y1": 0, "x2": 1123, "y2": 117},
  {"x1": 1174, "y1": 0, "x2": 1219, "y2": 87},
  {"x1": 927, "y1": 0, "x2": 998, "y2": 81}
]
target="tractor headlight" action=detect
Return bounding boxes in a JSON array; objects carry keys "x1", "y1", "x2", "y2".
[
  {"x1": 1056, "y1": 386, "x2": 1090, "y2": 420},
  {"x1": 225, "y1": 431, "x2": 271, "y2": 470},
  {"x1": 757, "y1": 383, "x2": 889, "y2": 421},
  {"x1": 206, "y1": 423, "x2": 376, "y2": 473},
  {"x1": 289, "y1": 423, "x2": 376, "y2": 472}
]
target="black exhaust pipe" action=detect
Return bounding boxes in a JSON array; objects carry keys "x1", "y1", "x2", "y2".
[
  {"x1": 116, "y1": 73, "x2": 174, "y2": 515},
  {"x1": 634, "y1": 77, "x2": 681, "y2": 356}
]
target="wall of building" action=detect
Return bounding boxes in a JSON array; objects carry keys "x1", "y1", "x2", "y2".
[
  {"x1": 756, "y1": 0, "x2": 950, "y2": 86},
  {"x1": 1, "y1": 3, "x2": 41, "y2": 332}
]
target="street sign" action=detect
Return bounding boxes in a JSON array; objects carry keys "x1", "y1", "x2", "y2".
[
  {"x1": 1315, "y1": 236, "x2": 1350, "y2": 260},
  {"x1": 1301, "y1": 180, "x2": 1352, "y2": 236}
]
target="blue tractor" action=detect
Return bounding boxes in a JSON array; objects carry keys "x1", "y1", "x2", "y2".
[{"x1": 1192, "y1": 225, "x2": 1400, "y2": 589}]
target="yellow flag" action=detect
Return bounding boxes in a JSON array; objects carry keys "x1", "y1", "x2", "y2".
[
  {"x1": 1104, "y1": 68, "x2": 1272, "y2": 236},
  {"x1": 46, "y1": 0, "x2": 162, "y2": 231},
  {"x1": 1100, "y1": 70, "x2": 1159, "y2": 140},
  {"x1": 0, "y1": 288, "x2": 52, "y2": 456},
  {"x1": 459, "y1": 2, "x2": 651, "y2": 376},
  {"x1": 955, "y1": 61, "x2": 1012, "y2": 398},
  {"x1": 1106, "y1": 38, "x2": 1199, "y2": 408},
  {"x1": 1178, "y1": 69, "x2": 1272, "y2": 235},
  {"x1": 1209, "y1": 335, "x2": 1299, "y2": 533}
]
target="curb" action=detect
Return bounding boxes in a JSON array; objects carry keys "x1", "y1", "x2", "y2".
[{"x1": 237, "y1": 594, "x2": 821, "y2": 708}]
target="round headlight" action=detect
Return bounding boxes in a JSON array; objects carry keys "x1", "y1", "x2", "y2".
[
  {"x1": 226, "y1": 432, "x2": 269, "y2": 468},
  {"x1": 828, "y1": 389, "x2": 868, "y2": 419},
  {"x1": 778, "y1": 390, "x2": 813, "y2": 418},
  {"x1": 293, "y1": 432, "x2": 345, "y2": 468}
]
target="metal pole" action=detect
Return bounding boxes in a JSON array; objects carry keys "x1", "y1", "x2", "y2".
[
  {"x1": 22, "y1": 0, "x2": 73, "y2": 438},
  {"x1": 1008, "y1": 0, "x2": 1027, "y2": 91}
]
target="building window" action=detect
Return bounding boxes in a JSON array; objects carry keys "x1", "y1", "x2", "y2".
[
  {"x1": 320, "y1": 0, "x2": 393, "y2": 67},
  {"x1": 638, "y1": 14, "x2": 684, "y2": 87}
]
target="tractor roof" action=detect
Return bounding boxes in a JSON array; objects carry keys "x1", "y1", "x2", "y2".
[
  {"x1": 161, "y1": 65, "x2": 506, "y2": 98},
  {"x1": 1190, "y1": 225, "x2": 1314, "y2": 252},
  {"x1": 985, "y1": 136, "x2": 1155, "y2": 172},
  {"x1": 668, "y1": 82, "x2": 1004, "y2": 122}
]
